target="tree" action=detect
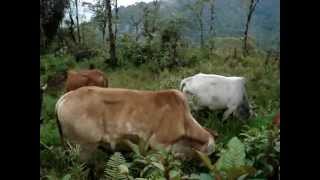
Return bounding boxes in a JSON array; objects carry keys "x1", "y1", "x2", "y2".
[
  {"x1": 40, "y1": 0, "x2": 68, "y2": 50},
  {"x1": 208, "y1": 0, "x2": 216, "y2": 53},
  {"x1": 243, "y1": 0, "x2": 260, "y2": 56},
  {"x1": 75, "y1": 0, "x2": 81, "y2": 44},
  {"x1": 114, "y1": 0, "x2": 119, "y2": 42},
  {"x1": 161, "y1": 20, "x2": 181, "y2": 67},
  {"x1": 142, "y1": 0, "x2": 160, "y2": 40},
  {"x1": 64, "y1": 0, "x2": 86, "y2": 46},
  {"x1": 86, "y1": 0, "x2": 107, "y2": 41},
  {"x1": 129, "y1": 15, "x2": 142, "y2": 41},
  {"x1": 142, "y1": 5, "x2": 152, "y2": 39},
  {"x1": 187, "y1": 0, "x2": 208, "y2": 48},
  {"x1": 65, "y1": 4, "x2": 77, "y2": 44},
  {"x1": 106, "y1": 0, "x2": 117, "y2": 67},
  {"x1": 151, "y1": 0, "x2": 160, "y2": 33},
  {"x1": 160, "y1": 16, "x2": 187, "y2": 69},
  {"x1": 127, "y1": 2, "x2": 145, "y2": 41}
]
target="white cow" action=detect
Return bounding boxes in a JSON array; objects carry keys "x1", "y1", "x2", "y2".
[{"x1": 180, "y1": 73, "x2": 250, "y2": 121}]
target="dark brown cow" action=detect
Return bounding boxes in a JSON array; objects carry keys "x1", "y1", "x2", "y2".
[
  {"x1": 55, "y1": 87, "x2": 215, "y2": 161},
  {"x1": 65, "y1": 69, "x2": 108, "y2": 92}
]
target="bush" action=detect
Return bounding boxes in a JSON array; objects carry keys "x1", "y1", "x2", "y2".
[
  {"x1": 40, "y1": 54, "x2": 76, "y2": 92},
  {"x1": 240, "y1": 125, "x2": 280, "y2": 178}
]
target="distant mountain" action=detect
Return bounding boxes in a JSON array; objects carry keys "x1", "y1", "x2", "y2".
[{"x1": 116, "y1": 0, "x2": 280, "y2": 50}]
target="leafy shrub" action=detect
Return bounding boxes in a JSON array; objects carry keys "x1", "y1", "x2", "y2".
[
  {"x1": 40, "y1": 54, "x2": 76, "y2": 92},
  {"x1": 118, "y1": 34, "x2": 146, "y2": 67},
  {"x1": 41, "y1": 143, "x2": 89, "y2": 180},
  {"x1": 40, "y1": 121, "x2": 60, "y2": 147},
  {"x1": 42, "y1": 95, "x2": 59, "y2": 122},
  {"x1": 240, "y1": 126, "x2": 280, "y2": 178},
  {"x1": 125, "y1": 139, "x2": 182, "y2": 179},
  {"x1": 104, "y1": 152, "x2": 129, "y2": 180},
  {"x1": 196, "y1": 137, "x2": 256, "y2": 179}
]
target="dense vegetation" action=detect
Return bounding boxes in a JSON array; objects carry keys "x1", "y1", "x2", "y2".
[{"x1": 40, "y1": 0, "x2": 280, "y2": 179}]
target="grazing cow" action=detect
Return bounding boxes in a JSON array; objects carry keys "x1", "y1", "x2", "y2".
[
  {"x1": 180, "y1": 73, "x2": 250, "y2": 121},
  {"x1": 55, "y1": 87, "x2": 215, "y2": 162},
  {"x1": 65, "y1": 69, "x2": 108, "y2": 92},
  {"x1": 272, "y1": 112, "x2": 280, "y2": 127}
]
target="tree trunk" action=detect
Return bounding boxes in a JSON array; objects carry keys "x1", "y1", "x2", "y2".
[
  {"x1": 75, "y1": 0, "x2": 81, "y2": 44},
  {"x1": 200, "y1": 18, "x2": 204, "y2": 48},
  {"x1": 102, "y1": 1, "x2": 107, "y2": 44},
  {"x1": 130, "y1": 16, "x2": 140, "y2": 42},
  {"x1": 143, "y1": 7, "x2": 153, "y2": 40},
  {"x1": 265, "y1": 50, "x2": 271, "y2": 66},
  {"x1": 172, "y1": 37, "x2": 178, "y2": 66},
  {"x1": 102, "y1": 30, "x2": 105, "y2": 42},
  {"x1": 209, "y1": 2, "x2": 214, "y2": 35},
  {"x1": 233, "y1": 48, "x2": 238, "y2": 59},
  {"x1": 106, "y1": 0, "x2": 117, "y2": 67},
  {"x1": 135, "y1": 24, "x2": 139, "y2": 41},
  {"x1": 209, "y1": 0, "x2": 215, "y2": 54},
  {"x1": 197, "y1": 7, "x2": 204, "y2": 49},
  {"x1": 151, "y1": 0, "x2": 159, "y2": 33},
  {"x1": 68, "y1": 10, "x2": 77, "y2": 44},
  {"x1": 114, "y1": 0, "x2": 118, "y2": 42},
  {"x1": 243, "y1": 0, "x2": 258, "y2": 57}
]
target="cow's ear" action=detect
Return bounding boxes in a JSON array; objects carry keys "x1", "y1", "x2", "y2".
[
  {"x1": 42, "y1": 84, "x2": 47, "y2": 90},
  {"x1": 204, "y1": 128, "x2": 219, "y2": 138}
]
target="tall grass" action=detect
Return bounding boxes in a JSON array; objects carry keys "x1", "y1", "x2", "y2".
[{"x1": 40, "y1": 49, "x2": 279, "y2": 178}]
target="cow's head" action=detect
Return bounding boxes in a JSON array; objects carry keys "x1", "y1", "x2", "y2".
[
  {"x1": 200, "y1": 129, "x2": 216, "y2": 155},
  {"x1": 235, "y1": 93, "x2": 251, "y2": 120},
  {"x1": 172, "y1": 130, "x2": 215, "y2": 159}
]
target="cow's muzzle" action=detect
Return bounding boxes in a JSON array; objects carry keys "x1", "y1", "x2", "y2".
[{"x1": 206, "y1": 137, "x2": 215, "y2": 155}]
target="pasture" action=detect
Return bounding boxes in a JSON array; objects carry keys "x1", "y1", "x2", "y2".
[{"x1": 40, "y1": 49, "x2": 280, "y2": 179}]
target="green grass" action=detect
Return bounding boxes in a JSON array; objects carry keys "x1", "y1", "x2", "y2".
[{"x1": 40, "y1": 49, "x2": 279, "y2": 179}]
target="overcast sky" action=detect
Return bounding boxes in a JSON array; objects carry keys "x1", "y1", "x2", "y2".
[
  {"x1": 80, "y1": 0, "x2": 155, "y2": 21},
  {"x1": 114, "y1": 0, "x2": 154, "y2": 7}
]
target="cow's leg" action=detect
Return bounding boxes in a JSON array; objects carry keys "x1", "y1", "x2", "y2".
[
  {"x1": 79, "y1": 144, "x2": 98, "y2": 180},
  {"x1": 148, "y1": 134, "x2": 172, "y2": 151},
  {"x1": 222, "y1": 106, "x2": 236, "y2": 121},
  {"x1": 79, "y1": 144, "x2": 98, "y2": 161}
]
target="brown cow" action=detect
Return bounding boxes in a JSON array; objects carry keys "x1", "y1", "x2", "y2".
[
  {"x1": 65, "y1": 69, "x2": 108, "y2": 92},
  {"x1": 55, "y1": 87, "x2": 215, "y2": 161},
  {"x1": 272, "y1": 112, "x2": 280, "y2": 127}
]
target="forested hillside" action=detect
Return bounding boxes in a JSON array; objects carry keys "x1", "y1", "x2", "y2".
[{"x1": 117, "y1": 0, "x2": 279, "y2": 50}]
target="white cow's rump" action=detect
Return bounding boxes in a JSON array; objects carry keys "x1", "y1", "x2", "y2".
[{"x1": 180, "y1": 73, "x2": 250, "y2": 120}]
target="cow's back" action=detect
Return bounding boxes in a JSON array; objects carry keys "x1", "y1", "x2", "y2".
[
  {"x1": 56, "y1": 87, "x2": 186, "y2": 148},
  {"x1": 65, "y1": 69, "x2": 108, "y2": 92},
  {"x1": 56, "y1": 88, "x2": 105, "y2": 144},
  {"x1": 182, "y1": 74, "x2": 245, "y2": 109}
]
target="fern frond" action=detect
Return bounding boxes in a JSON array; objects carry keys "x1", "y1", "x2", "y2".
[{"x1": 105, "y1": 152, "x2": 129, "y2": 180}]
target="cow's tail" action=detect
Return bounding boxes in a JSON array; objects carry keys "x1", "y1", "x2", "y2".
[
  {"x1": 55, "y1": 93, "x2": 70, "y2": 147},
  {"x1": 56, "y1": 115, "x2": 65, "y2": 147}
]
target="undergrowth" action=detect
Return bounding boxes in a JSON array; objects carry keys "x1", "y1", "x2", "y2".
[{"x1": 40, "y1": 49, "x2": 279, "y2": 179}]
